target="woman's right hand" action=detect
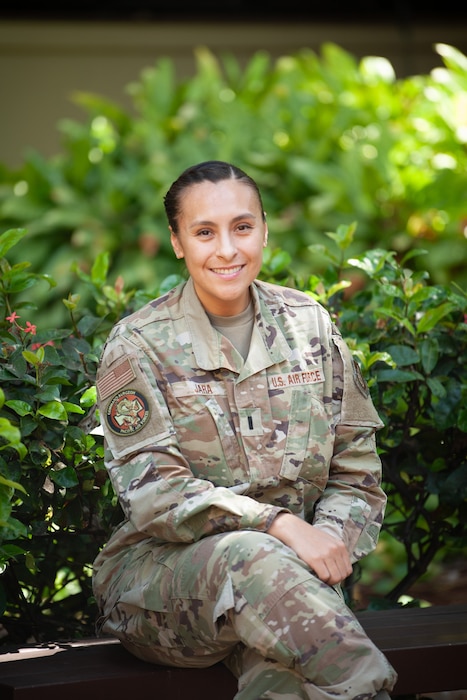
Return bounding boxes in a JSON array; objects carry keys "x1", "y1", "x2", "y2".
[{"x1": 267, "y1": 512, "x2": 352, "y2": 586}]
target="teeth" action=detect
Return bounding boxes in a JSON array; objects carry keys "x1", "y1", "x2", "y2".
[{"x1": 213, "y1": 266, "x2": 242, "y2": 274}]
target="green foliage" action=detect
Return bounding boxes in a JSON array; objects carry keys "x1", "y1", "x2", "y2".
[
  {"x1": 0, "y1": 228, "x2": 184, "y2": 642},
  {"x1": 1, "y1": 224, "x2": 466, "y2": 643},
  {"x1": 0, "y1": 43, "x2": 466, "y2": 330},
  {"x1": 303, "y1": 229, "x2": 467, "y2": 604},
  {"x1": 0, "y1": 229, "x2": 130, "y2": 641},
  {"x1": 0, "y1": 41, "x2": 466, "y2": 642}
]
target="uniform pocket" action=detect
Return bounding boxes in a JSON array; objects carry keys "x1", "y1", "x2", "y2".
[
  {"x1": 279, "y1": 388, "x2": 333, "y2": 484},
  {"x1": 170, "y1": 395, "x2": 240, "y2": 485}
]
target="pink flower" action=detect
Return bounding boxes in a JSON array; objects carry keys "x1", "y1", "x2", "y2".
[
  {"x1": 24, "y1": 321, "x2": 37, "y2": 335},
  {"x1": 6, "y1": 311, "x2": 20, "y2": 323},
  {"x1": 31, "y1": 340, "x2": 54, "y2": 350}
]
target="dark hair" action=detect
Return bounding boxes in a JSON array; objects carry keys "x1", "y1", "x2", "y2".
[{"x1": 164, "y1": 160, "x2": 265, "y2": 234}]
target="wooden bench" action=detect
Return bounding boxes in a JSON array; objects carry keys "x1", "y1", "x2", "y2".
[{"x1": 1, "y1": 604, "x2": 466, "y2": 699}]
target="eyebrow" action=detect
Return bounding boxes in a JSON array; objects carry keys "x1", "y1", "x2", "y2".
[{"x1": 188, "y1": 212, "x2": 257, "y2": 230}]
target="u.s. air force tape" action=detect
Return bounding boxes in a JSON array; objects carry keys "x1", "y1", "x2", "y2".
[{"x1": 105, "y1": 389, "x2": 150, "y2": 435}]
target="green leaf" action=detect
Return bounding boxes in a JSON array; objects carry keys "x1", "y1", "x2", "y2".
[
  {"x1": 0, "y1": 229, "x2": 27, "y2": 258},
  {"x1": 38, "y1": 401, "x2": 68, "y2": 421},
  {"x1": 0, "y1": 474, "x2": 27, "y2": 494},
  {"x1": 62, "y1": 294, "x2": 80, "y2": 311},
  {"x1": 364, "y1": 351, "x2": 395, "y2": 369},
  {"x1": 0, "y1": 417, "x2": 22, "y2": 444},
  {"x1": 348, "y1": 249, "x2": 396, "y2": 278},
  {"x1": 37, "y1": 386, "x2": 60, "y2": 403},
  {"x1": 386, "y1": 344, "x2": 419, "y2": 367},
  {"x1": 25, "y1": 551, "x2": 37, "y2": 573},
  {"x1": 62, "y1": 402, "x2": 85, "y2": 415},
  {"x1": 435, "y1": 43, "x2": 467, "y2": 72},
  {"x1": 77, "y1": 313, "x2": 103, "y2": 337},
  {"x1": 376, "y1": 368, "x2": 424, "y2": 382},
  {"x1": 80, "y1": 385, "x2": 97, "y2": 408},
  {"x1": 416, "y1": 303, "x2": 455, "y2": 334},
  {"x1": 91, "y1": 251, "x2": 110, "y2": 286},
  {"x1": 400, "y1": 248, "x2": 428, "y2": 265},
  {"x1": 38, "y1": 273, "x2": 57, "y2": 289},
  {"x1": 0, "y1": 543, "x2": 27, "y2": 558},
  {"x1": 4, "y1": 400, "x2": 32, "y2": 417},
  {"x1": 4, "y1": 274, "x2": 37, "y2": 294},
  {"x1": 267, "y1": 249, "x2": 292, "y2": 274},
  {"x1": 420, "y1": 337, "x2": 439, "y2": 374},
  {"x1": 325, "y1": 222, "x2": 357, "y2": 251},
  {"x1": 159, "y1": 274, "x2": 185, "y2": 295},
  {"x1": 22, "y1": 350, "x2": 41, "y2": 366},
  {"x1": 0, "y1": 516, "x2": 28, "y2": 538},
  {"x1": 427, "y1": 376, "x2": 446, "y2": 399},
  {"x1": 50, "y1": 465, "x2": 79, "y2": 488},
  {"x1": 375, "y1": 309, "x2": 416, "y2": 336}
]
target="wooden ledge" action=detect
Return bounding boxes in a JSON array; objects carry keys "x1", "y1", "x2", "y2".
[{"x1": 1, "y1": 604, "x2": 466, "y2": 699}]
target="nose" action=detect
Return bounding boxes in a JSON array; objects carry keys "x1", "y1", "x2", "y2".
[{"x1": 216, "y1": 231, "x2": 236, "y2": 260}]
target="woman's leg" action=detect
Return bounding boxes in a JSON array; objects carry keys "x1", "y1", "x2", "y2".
[
  {"x1": 93, "y1": 530, "x2": 397, "y2": 698},
  {"x1": 225, "y1": 646, "x2": 313, "y2": 700},
  {"x1": 226, "y1": 647, "x2": 394, "y2": 700},
  {"x1": 219, "y1": 531, "x2": 396, "y2": 699}
]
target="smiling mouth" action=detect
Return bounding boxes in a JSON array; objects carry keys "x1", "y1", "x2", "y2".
[{"x1": 211, "y1": 265, "x2": 244, "y2": 275}]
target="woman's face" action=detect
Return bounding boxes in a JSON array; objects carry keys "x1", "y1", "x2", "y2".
[{"x1": 170, "y1": 178, "x2": 268, "y2": 316}]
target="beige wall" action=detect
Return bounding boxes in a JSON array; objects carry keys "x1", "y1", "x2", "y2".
[{"x1": 1, "y1": 20, "x2": 467, "y2": 168}]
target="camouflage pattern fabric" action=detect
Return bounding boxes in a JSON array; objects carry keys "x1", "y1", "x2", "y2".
[{"x1": 92, "y1": 278, "x2": 397, "y2": 698}]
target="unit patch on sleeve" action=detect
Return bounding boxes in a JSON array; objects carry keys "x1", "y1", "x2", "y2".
[
  {"x1": 352, "y1": 360, "x2": 370, "y2": 398},
  {"x1": 105, "y1": 390, "x2": 150, "y2": 435}
]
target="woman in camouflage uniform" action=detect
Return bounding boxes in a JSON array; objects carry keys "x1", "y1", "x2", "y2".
[{"x1": 92, "y1": 161, "x2": 397, "y2": 699}]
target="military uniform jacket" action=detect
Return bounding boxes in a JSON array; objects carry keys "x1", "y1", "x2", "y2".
[{"x1": 96, "y1": 278, "x2": 386, "y2": 565}]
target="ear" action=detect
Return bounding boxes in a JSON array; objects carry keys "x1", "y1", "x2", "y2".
[{"x1": 170, "y1": 227, "x2": 184, "y2": 259}]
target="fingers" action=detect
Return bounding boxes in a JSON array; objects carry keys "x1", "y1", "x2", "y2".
[
  {"x1": 314, "y1": 555, "x2": 352, "y2": 586},
  {"x1": 304, "y1": 532, "x2": 353, "y2": 585},
  {"x1": 267, "y1": 514, "x2": 352, "y2": 585}
]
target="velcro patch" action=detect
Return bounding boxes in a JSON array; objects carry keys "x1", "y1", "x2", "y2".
[
  {"x1": 105, "y1": 390, "x2": 150, "y2": 435},
  {"x1": 352, "y1": 361, "x2": 370, "y2": 398},
  {"x1": 97, "y1": 358, "x2": 136, "y2": 400}
]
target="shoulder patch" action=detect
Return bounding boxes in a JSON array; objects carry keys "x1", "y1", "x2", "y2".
[
  {"x1": 97, "y1": 358, "x2": 136, "y2": 400},
  {"x1": 105, "y1": 389, "x2": 150, "y2": 435},
  {"x1": 352, "y1": 360, "x2": 370, "y2": 398}
]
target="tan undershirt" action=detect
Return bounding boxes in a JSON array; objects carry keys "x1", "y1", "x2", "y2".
[{"x1": 207, "y1": 300, "x2": 255, "y2": 361}]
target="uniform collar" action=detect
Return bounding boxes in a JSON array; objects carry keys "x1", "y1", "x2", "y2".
[{"x1": 181, "y1": 277, "x2": 291, "y2": 375}]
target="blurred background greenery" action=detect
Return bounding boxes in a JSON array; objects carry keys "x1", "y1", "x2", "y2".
[
  {"x1": 0, "y1": 33, "x2": 466, "y2": 644},
  {"x1": 1, "y1": 43, "x2": 466, "y2": 329}
]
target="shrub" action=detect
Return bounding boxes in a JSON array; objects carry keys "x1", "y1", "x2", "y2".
[
  {"x1": 303, "y1": 226, "x2": 467, "y2": 605},
  {"x1": 0, "y1": 43, "x2": 466, "y2": 331},
  {"x1": 1, "y1": 224, "x2": 466, "y2": 643},
  {"x1": 0, "y1": 228, "x2": 128, "y2": 641}
]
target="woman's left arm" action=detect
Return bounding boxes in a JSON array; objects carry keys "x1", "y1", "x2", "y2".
[{"x1": 312, "y1": 327, "x2": 387, "y2": 563}]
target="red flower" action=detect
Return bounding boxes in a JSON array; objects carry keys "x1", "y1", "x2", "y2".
[
  {"x1": 24, "y1": 321, "x2": 37, "y2": 335},
  {"x1": 6, "y1": 311, "x2": 20, "y2": 323},
  {"x1": 31, "y1": 340, "x2": 54, "y2": 350}
]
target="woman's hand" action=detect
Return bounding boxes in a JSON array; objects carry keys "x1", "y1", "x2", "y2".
[{"x1": 267, "y1": 512, "x2": 352, "y2": 586}]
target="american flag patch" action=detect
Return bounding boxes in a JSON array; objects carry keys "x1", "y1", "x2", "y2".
[{"x1": 97, "y1": 358, "x2": 136, "y2": 400}]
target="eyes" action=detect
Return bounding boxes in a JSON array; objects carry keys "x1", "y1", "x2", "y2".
[{"x1": 194, "y1": 223, "x2": 254, "y2": 239}]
